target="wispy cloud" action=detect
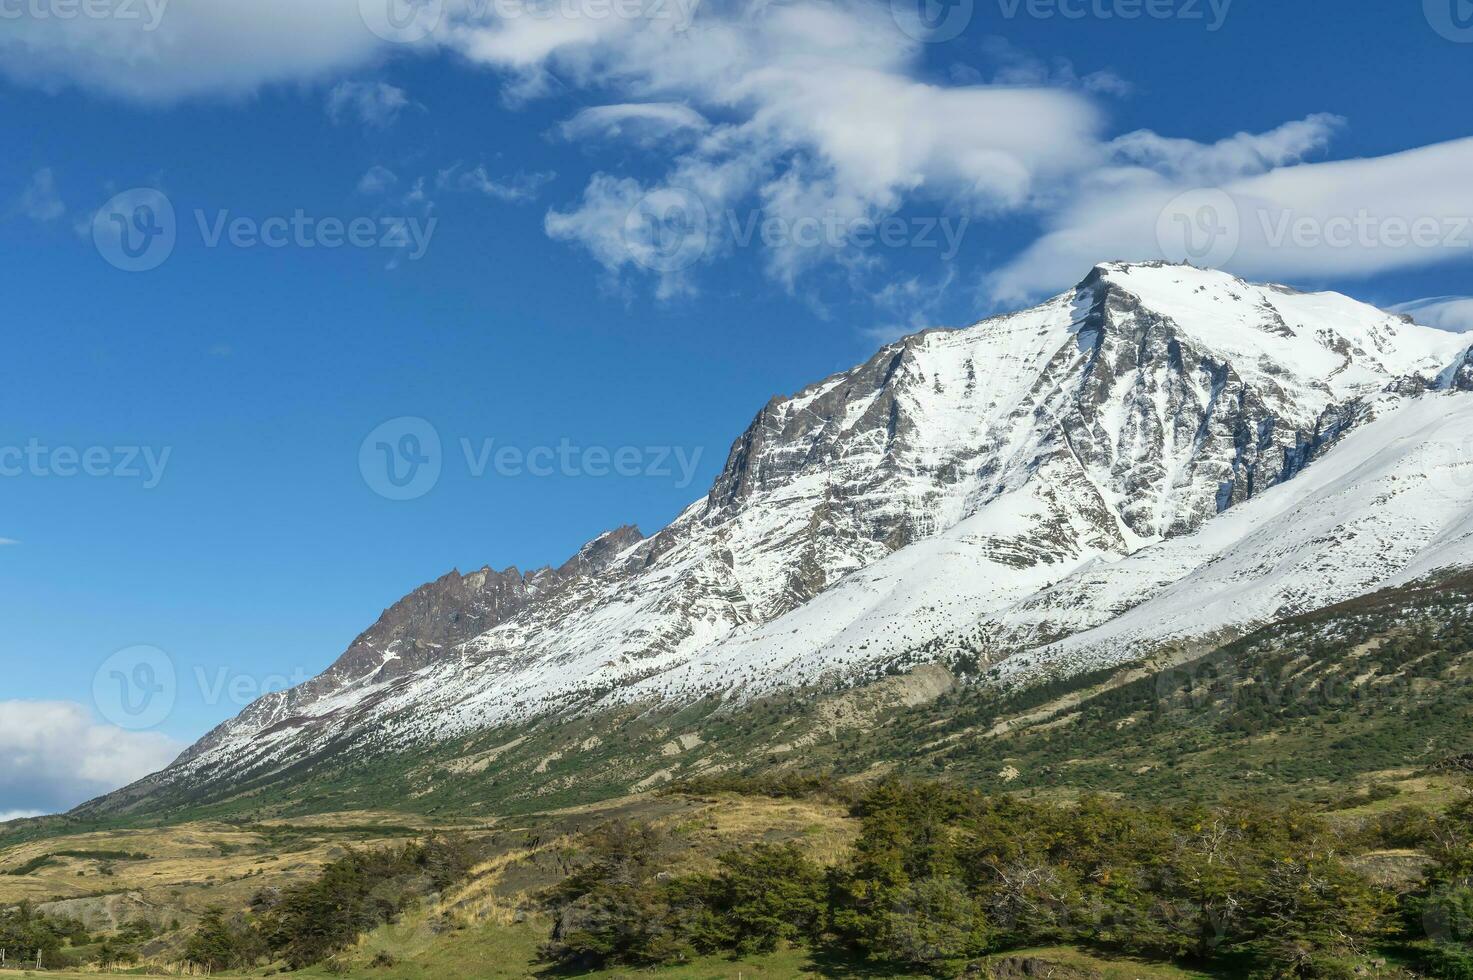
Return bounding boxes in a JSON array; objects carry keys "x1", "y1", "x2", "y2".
[
  {"x1": 327, "y1": 81, "x2": 412, "y2": 129},
  {"x1": 1392, "y1": 296, "x2": 1473, "y2": 334},
  {"x1": 558, "y1": 103, "x2": 710, "y2": 147},
  {"x1": 357, "y1": 165, "x2": 400, "y2": 196},
  {"x1": 17, "y1": 168, "x2": 65, "y2": 223},
  {"x1": 988, "y1": 131, "x2": 1473, "y2": 303},
  {"x1": 0, "y1": 0, "x2": 379, "y2": 102},
  {"x1": 437, "y1": 164, "x2": 555, "y2": 204},
  {"x1": 5, "y1": 0, "x2": 1466, "y2": 315}
]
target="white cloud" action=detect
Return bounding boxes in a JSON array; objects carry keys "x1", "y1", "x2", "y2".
[
  {"x1": 327, "y1": 80, "x2": 412, "y2": 128},
  {"x1": 357, "y1": 165, "x2": 400, "y2": 196},
  {"x1": 966, "y1": 38, "x2": 1133, "y2": 98},
  {"x1": 1081, "y1": 71, "x2": 1132, "y2": 97},
  {"x1": 17, "y1": 168, "x2": 65, "y2": 222},
  {"x1": 0, "y1": 810, "x2": 43, "y2": 823},
  {"x1": 0, "y1": 0, "x2": 384, "y2": 103},
  {"x1": 988, "y1": 134, "x2": 1473, "y2": 304},
  {"x1": 0, "y1": 538, "x2": 18, "y2": 546},
  {"x1": 439, "y1": 3, "x2": 1454, "y2": 304},
  {"x1": 10, "y1": 0, "x2": 1464, "y2": 313},
  {"x1": 1108, "y1": 113, "x2": 1344, "y2": 183},
  {"x1": 0, "y1": 700, "x2": 183, "y2": 815},
  {"x1": 498, "y1": 0, "x2": 1102, "y2": 293},
  {"x1": 544, "y1": 174, "x2": 697, "y2": 299},
  {"x1": 1392, "y1": 296, "x2": 1473, "y2": 334},
  {"x1": 559, "y1": 103, "x2": 710, "y2": 146},
  {"x1": 437, "y1": 164, "x2": 556, "y2": 203}
]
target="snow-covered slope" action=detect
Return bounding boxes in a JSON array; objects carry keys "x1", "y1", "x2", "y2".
[
  {"x1": 124, "y1": 262, "x2": 1473, "y2": 799},
  {"x1": 988, "y1": 390, "x2": 1473, "y2": 682}
]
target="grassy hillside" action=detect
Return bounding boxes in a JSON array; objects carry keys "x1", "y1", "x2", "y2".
[
  {"x1": 0, "y1": 938, "x2": 1220, "y2": 980},
  {"x1": 41, "y1": 573, "x2": 1473, "y2": 840},
  {"x1": 5, "y1": 575, "x2": 1473, "y2": 977},
  {"x1": 7, "y1": 775, "x2": 1472, "y2": 978}
]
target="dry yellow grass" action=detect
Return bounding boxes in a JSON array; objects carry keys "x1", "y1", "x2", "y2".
[
  {"x1": 0, "y1": 792, "x2": 859, "y2": 977},
  {"x1": 436, "y1": 833, "x2": 578, "y2": 927},
  {"x1": 0, "y1": 815, "x2": 440, "y2": 919},
  {"x1": 649, "y1": 792, "x2": 858, "y2": 872}
]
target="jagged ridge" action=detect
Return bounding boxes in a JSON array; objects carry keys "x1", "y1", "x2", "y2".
[{"x1": 92, "y1": 262, "x2": 1473, "y2": 812}]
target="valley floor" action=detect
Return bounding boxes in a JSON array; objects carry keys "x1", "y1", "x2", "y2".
[
  {"x1": 5, "y1": 576, "x2": 1473, "y2": 979},
  {"x1": 4, "y1": 770, "x2": 1469, "y2": 979},
  {"x1": 0, "y1": 940, "x2": 1221, "y2": 980}
]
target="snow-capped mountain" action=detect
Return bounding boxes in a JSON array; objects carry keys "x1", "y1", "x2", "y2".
[{"x1": 118, "y1": 262, "x2": 1473, "y2": 802}]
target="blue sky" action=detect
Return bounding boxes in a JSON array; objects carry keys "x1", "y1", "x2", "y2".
[{"x1": 2, "y1": 0, "x2": 1471, "y2": 815}]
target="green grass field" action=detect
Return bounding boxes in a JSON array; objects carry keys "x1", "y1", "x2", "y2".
[
  {"x1": 0, "y1": 935, "x2": 1222, "y2": 980},
  {"x1": 296, "y1": 924, "x2": 1226, "y2": 979}
]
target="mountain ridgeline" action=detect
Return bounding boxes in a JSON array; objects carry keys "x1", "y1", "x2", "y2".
[{"x1": 85, "y1": 261, "x2": 1473, "y2": 819}]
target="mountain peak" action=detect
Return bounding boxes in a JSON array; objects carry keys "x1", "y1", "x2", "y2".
[{"x1": 92, "y1": 271, "x2": 1473, "y2": 816}]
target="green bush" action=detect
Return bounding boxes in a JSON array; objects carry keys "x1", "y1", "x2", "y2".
[
  {"x1": 707, "y1": 844, "x2": 826, "y2": 953},
  {"x1": 540, "y1": 825, "x2": 828, "y2": 969},
  {"x1": 184, "y1": 905, "x2": 262, "y2": 971},
  {"x1": 258, "y1": 837, "x2": 475, "y2": 968},
  {"x1": 548, "y1": 779, "x2": 1432, "y2": 975},
  {"x1": 0, "y1": 901, "x2": 81, "y2": 959},
  {"x1": 177, "y1": 835, "x2": 476, "y2": 972}
]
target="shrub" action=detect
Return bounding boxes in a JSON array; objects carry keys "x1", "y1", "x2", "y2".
[
  {"x1": 259, "y1": 837, "x2": 475, "y2": 968},
  {"x1": 183, "y1": 906, "x2": 262, "y2": 971}
]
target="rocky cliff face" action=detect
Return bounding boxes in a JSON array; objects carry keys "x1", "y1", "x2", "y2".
[
  {"x1": 1449, "y1": 346, "x2": 1473, "y2": 391},
  {"x1": 106, "y1": 262, "x2": 1473, "y2": 808}
]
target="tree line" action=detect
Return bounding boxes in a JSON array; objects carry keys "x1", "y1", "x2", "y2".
[{"x1": 544, "y1": 778, "x2": 1473, "y2": 978}]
